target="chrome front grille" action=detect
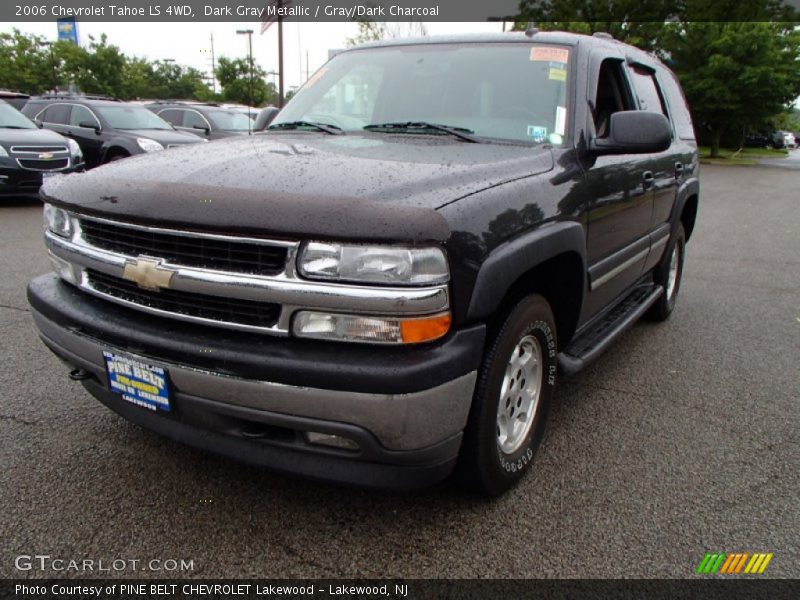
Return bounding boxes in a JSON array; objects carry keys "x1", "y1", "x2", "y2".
[
  {"x1": 18, "y1": 158, "x2": 70, "y2": 171},
  {"x1": 11, "y1": 145, "x2": 68, "y2": 154},
  {"x1": 87, "y1": 269, "x2": 281, "y2": 328},
  {"x1": 44, "y1": 214, "x2": 450, "y2": 335},
  {"x1": 81, "y1": 219, "x2": 287, "y2": 276}
]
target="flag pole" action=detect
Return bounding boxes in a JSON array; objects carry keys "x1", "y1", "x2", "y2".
[{"x1": 278, "y1": 14, "x2": 284, "y2": 107}]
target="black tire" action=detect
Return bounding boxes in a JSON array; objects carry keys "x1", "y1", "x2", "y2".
[
  {"x1": 458, "y1": 294, "x2": 557, "y2": 496},
  {"x1": 648, "y1": 222, "x2": 686, "y2": 322}
]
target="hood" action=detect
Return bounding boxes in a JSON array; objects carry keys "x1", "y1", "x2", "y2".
[
  {"x1": 42, "y1": 133, "x2": 553, "y2": 243},
  {"x1": 121, "y1": 128, "x2": 203, "y2": 145},
  {"x1": 0, "y1": 127, "x2": 69, "y2": 148}
]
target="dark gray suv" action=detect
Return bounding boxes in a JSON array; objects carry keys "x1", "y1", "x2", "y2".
[{"x1": 147, "y1": 102, "x2": 257, "y2": 140}]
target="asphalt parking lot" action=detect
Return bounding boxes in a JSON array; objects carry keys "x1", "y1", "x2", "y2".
[{"x1": 0, "y1": 164, "x2": 798, "y2": 579}]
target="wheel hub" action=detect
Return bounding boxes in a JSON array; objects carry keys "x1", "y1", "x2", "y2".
[
  {"x1": 667, "y1": 244, "x2": 680, "y2": 301},
  {"x1": 496, "y1": 334, "x2": 543, "y2": 454}
]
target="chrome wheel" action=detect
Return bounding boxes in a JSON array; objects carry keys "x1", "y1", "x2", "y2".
[
  {"x1": 496, "y1": 334, "x2": 543, "y2": 454},
  {"x1": 666, "y1": 244, "x2": 681, "y2": 302}
]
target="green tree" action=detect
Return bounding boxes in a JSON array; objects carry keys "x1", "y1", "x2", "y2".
[
  {"x1": 56, "y1": 34, "x2": 126, "y2": 97},
  {"x1": 515, "y1": 0, "x2": 673, "y2": 52},
  {"x1": 345, "y1": 21, "x2": 428, "y2": 48},
  {"x1": 216, "y1": 56, "x2": 273, "y2": 106},
  {"x1": 662, "y1": 22, "x2": 800, "y2": 156},
  {"x1": 0, "y1": 30, "x2": 53, "y2": 93}
]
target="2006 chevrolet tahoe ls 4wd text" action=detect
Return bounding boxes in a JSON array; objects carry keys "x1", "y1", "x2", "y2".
[{"x1": 28, "y1": 31, "x2": 699, "y2": 496}]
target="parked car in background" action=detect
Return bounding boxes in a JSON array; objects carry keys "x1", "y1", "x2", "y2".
[
  {"x1": 253, "y1": 106, "x2": 280, "y2": 132},
  {"x1": 0, "y1": 90, "x2": 31, "y2": 111},
  {"x1": 146, "y1": 101, "x2": 256, "y2": 139},
  {"x1": 0, "y1": 101, "x2": 84, "y2": 199},
  {"x1": 744, "y1": 131, "x2": 789, "y2": 149},
  {"x1": 22, "y1": 94, "x2": 203, "y2": 168},
  {"x1": 780, "y1": 131, "x2": 796, "y2": 149}
]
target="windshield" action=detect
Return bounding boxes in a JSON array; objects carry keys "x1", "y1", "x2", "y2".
[
  {"x1": 95, "y1": 105, "x2": 172, "y2": 130},
  {"x1": 0, "y1": 101, "x2": 37, "y2": 129},
  {"x1": 273, "y1": 43, "x2": 571, "y2": 144},
  {"x1": 206, "y1": 110, "x2": 254, "y2": 131}
]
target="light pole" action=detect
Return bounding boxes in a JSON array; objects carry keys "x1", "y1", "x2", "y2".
[
  {"x1": 38, "y1": 41, "x2": 58, "y2": 93},
  {"x1": 236, "y1": 29, "x2": 255, "y2": 109}
]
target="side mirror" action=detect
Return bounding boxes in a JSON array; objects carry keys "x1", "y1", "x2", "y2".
[
  {"x1": 590, "y1": 111, "x2": 672, "y2": 155},
  {"x1": 78, "y1": 121, "x2": 101, "y2": 134},
  {"x1": 193, "y1": 124, "x2": 210, "y2": 135}
]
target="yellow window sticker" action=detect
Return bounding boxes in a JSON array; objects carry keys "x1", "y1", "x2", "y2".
[{"x1": 549, "y1": 67, "x2": 567, "y2": 82}]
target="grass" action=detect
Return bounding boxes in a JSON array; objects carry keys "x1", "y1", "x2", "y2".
[{"x1": 698, "y1": 146, "x2": 790, "y2": 165}]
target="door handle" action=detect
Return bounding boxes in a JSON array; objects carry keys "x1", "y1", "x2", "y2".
[
  {"x1": 642, "y1": 171, "x2": 655, "y2": 190},
  {"x1": 675, "y1": 162, "x2": 684, "y2": 179}
]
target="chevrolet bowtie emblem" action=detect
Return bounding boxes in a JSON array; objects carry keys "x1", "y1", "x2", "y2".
[
  {"x1": 122, "y1": 258, "x2": 176, "y2": 291},
  {"x1": 39, "y1": 152, "x2": 54, "y2": 159}
]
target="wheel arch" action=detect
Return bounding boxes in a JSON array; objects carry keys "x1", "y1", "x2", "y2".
[{"x1": 466, "y1": 221, "x2": 586, "y2": 350}]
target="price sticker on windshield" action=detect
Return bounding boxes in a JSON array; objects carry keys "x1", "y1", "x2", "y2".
[{"x1": 530, "y1": 46, "x2": 570, "y2": 64}]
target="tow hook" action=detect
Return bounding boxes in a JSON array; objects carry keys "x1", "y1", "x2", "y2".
[{"x1": 68, "y1": 368, "x2": 91, "y2": 381}]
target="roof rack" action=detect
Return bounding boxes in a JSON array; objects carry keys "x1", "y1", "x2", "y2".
[
  {"x1": 149, "y1": 99, "x2": 223, "y2": 106},
  {"x1": 0, "y1": 89, "x2": 30, "y2": 97},
  {"x1": 37, "y1": 92, "x2": 120, "y2": 101}
]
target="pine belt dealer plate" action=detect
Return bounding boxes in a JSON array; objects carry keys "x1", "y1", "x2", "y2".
[{"x1": 103, "y1": 351, "x2": 171, "y2": 412}]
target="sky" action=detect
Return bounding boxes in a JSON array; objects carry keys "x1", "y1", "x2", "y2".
[{"x1": 1, "y1": 21, "x2": 506, "y2": 91}]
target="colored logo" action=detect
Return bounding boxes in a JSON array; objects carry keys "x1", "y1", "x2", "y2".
[{"x1": 696, "y1": 552, "x2": 773, "y2": 574}]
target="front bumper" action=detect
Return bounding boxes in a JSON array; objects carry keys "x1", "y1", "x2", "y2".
[
  {"x1": 28, "y1": 274, "x2": 485, "y2": 489},
  {"x1": 0, "y1": 164, "x2": 84, "y2": 198}
]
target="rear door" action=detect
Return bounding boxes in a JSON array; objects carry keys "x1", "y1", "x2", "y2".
[
  {"x1": 37, "y1": 103, "x2": 71, "y2": 136},
  {"x1": 626, "y1": 64, "x2": 677, "y2": 250},
  {"x1": 68, "y1": 104, "x2": 104, "y2": 166}
]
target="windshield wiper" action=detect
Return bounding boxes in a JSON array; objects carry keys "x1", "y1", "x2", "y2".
[
  {"x1": 0, "y1": 125, "x2": 31, "y2": 129},
  {"x1": 268, "y1": 121, "x2": 343, "y2": 135},
  {"x1": 364, "y1": 121, "x2": 483, "y2": 143}
]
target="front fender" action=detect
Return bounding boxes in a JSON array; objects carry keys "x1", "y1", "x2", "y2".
[{"x1": 466, "y1": 220, "x2": 586, "y2": 321}]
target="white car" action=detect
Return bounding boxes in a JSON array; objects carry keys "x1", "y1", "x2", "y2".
[{"x1": 782, "y1": 132, "x2": 796, "y2": 149}]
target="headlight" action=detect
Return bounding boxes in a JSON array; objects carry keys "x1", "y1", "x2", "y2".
[
  {"x1": 0, "y1": 145, "x2": 8, "y2": 157},
  {"x1": 43, "y1": 203, "x2": 73, "y2": 238},
  {"x1": 136, "y1": 138, "x2": 164, "y2": 153},
  {"x1": 298, "y1": 243, "x2": 449, "y2": 286},
  {"x1": 67, "y1": 139, "x2": 83, "y2": 160},
  {"x1": 293, "y1": 311, "x2": 451, "y2": 344}
]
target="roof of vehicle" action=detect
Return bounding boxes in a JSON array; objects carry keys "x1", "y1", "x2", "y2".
[
  {"x1": 0, "y1": 89, "x2": 30, "y2": 98},
  {"x1": 29, "y1": 94, "x2": 122, "y2": 105},
  {"x1": 346, "y1": 31, "x2": 658, "y2": 66}
]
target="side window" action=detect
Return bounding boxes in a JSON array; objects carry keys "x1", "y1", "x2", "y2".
[
  {"x1": 593, "y1": 59, "x2": 634, "y2": 138},
  {"x1": 659, "y1": 70, "x2": 696, "y2": 141},
  {"x1": 183, "y1": 110, "x2": 209, "y2": 130},
  {"x1": 41, "y1": 104, "x2": 71, "y2": 125},
  {"x1": 629, "y1": 65, "x2": 668, "y2": 116},
  {"x1": 69, "y1": 105, "x2": 99, "y2": 128},
  {"x1": 157, "y1": 109, "x2": 182, "y2": 126}
]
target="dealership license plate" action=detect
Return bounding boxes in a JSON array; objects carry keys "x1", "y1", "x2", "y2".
[
  {"x1": 41, "y1": 172, "x2": 61, "y2": 180},
  {"x1": 103, "y1": 351, "x2": 171, "y2": 412}
]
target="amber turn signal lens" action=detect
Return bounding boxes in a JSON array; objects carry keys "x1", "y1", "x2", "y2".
[{"x1": 400, "y1": 313, "x2": 452, "y2": 344}]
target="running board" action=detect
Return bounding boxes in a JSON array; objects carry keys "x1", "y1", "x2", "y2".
[{"x1": 558, "y1": 284, "x2": 664, "y2": 376}]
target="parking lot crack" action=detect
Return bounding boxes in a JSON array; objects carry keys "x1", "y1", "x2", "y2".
[
  {"x1": 0, "y1": 302, "x2": 29, "y2": 313},
  {"x1": 0, "y1": 414, "x2": 39, "y2": 426}
]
